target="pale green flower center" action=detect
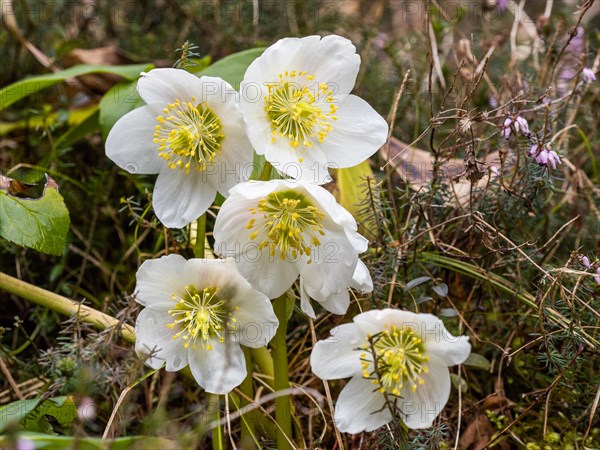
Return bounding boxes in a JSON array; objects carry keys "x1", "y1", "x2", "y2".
[
  {"x1": 154, "y1": 99, "x2": 224, "y2": 174},
  {"x1": 246, "y1": 190, "x2": 325, "y2": 261},
  {"x1": 264, "y1": 70, "x2": 338, "y2": 153},
  {"x1": 166, "y1": 285, "x2": 237, "y2": 350},
  {"x1": 361, "y1": 325, "x2": 430, "y2": 396}
]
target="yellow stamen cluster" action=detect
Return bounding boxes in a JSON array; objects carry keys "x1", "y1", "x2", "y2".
[
  {"x1": 246, "y1": 190, "x2": 325, "y2": 261},
  {"x1": 361, "y1": 325, "x2": 430, "y2": 396},
  {"x1": 264, "y1": 70, "x2": 338, "y2": 150},
  {"x1": 154, "y1": 98, "x2": 224, "y2": 174},
  {"x1": 166, "y1": 285, "x2": 238, "y2": 350}
]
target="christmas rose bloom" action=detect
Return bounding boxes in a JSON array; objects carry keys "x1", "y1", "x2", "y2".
[
  {"x1": 530, "y1": 144, "x2": 561, "y2": 169},
  {"x1": 213, "y1": 180, "x2": 372, "y2": 317},
  {"x1": 239, "y1": 35, "x2": 388, "y2": 184},
  {"x1": 134, "y1": 255, "x2": 278, "y2": 394},
  {"x1": 311, "y1": 309, "x2": 471, "y2": 433},
  {"x1": 106, "y1": 68, "x2": 253, "y2": 228}
]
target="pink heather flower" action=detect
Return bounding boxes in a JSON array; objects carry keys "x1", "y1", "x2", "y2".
[
  {"x1": 582, "y1": 256, "x2": 591, "y2": 269},
  {"x1": 502, "y1": 117, "x2": 513, "y2": 139},
  {"x1": 530, "y1": 145, "x2": 561, "y2": 169},
  {"x1": 503, "y1": 115, "x2": 529, "y2": 139},
  {"x1": 515, "y1": 116, "x2": 530, "y2": 135},
  {"x1": 595, "y1": 267, "x2": 600, "y2": 286},
  {"x1": 497, "y1": 0, "x2": 509, "y2": 12},
  {"x1": 582, "y1": 68, "x2": 597, "y2": 84}
]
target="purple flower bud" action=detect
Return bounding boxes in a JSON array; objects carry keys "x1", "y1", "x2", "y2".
[
  {"x1": 582, "y1": 67, "x2": 597, "y2": 84},
  {"x1": 530, "y1": 144, "x2": 539, "y2": 156},
  {"x1": 595, "y1": 267, "x2": 600, "y2": 286},
  {"x1": 497, "y1": 0, "x2": 509, "y2": 12},
  {"x1": 582, "y1": 256, "x2": 591, "y2": 268}
]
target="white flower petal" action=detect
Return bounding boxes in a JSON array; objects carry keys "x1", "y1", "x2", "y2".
[
  {"x1": 236, "y1": 249, "x2": 300, "y2": 299},
  {"x1": 310, "y1": 323, "x2": 364, "y2": 379},
  {"x1": 153, "y1": 169, "x2": 216, "y2": 229},
  {"x1": 188, "y1": 340, "x2": 246, "y2": 394},
  {"x1": 334, "y1": 376, "x2": 391, "y2": 434},
  {"x1": 317, "y1": 95, "x2": 388, "y2": 169},
  {"x1": 299, "y1": 278, "x2": 317, "y2": 318},
  {"x1": 317, "y1": 289, "x2": 350, "y2": 315},
  {"x1": 396, "y1": 354, "x2": 451, "y2": 429},
  {"x1": 230, "y1": 286, "x2": 279, "y2": 348},
  {"x1": 350, "y1": 260, "x2": 373, "y2": 293},
  {"x1": 243, "y1": 36, "x2": 359, "y2": 96},
  {"x1": 105, "y1": 104, "x2": 165, "y2": 174},
  {"x1": 135, "y1": 254, "x2": 187, "y2": 310},
  {"x1": 137, "y1": 68, "x2": 203, "y2": 105},
  {"x1": 135, "y1": 308, "x2": 188, "y2": 372}
]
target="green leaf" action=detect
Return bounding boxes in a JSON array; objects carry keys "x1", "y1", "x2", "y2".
[
  {"x1": 404, "y1": 276, "x2": 432, "y2": 291},
  {"x1": 336, "y1": 161, "x2": 379, "y2": 238},
  {"x1": 0, "y1": 396, "x2": 76, "y2": 434},
  {"x1": 54, "y1": 108, "x2": 99, "y2": 149},
  {"x1": 0, "y1": 63, "x2": 153, "y2": 111},
  {"x1": 198, "y1": 48, "x2": 265, "y2": 86},
  {"x1": 1, "y1": 432, "x2": 174, "y2": 449},
  {"x1": 0, "y1": 176, "x2": 70, "y2": 255},
  {"x1": 99, "y1": 81, "x2": 145, "y2": 140},
  {"x1": 463, "y1": 353, "x2": 492, "y2": 371}
]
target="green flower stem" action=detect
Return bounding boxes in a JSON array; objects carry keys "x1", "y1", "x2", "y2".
[
  {"x1": 206, "y1": 393, "x2": 224, "y2": 450},
  {"x1": 250, "y1": 346, "x2": 274, "y2": 387},
  {"x1": 194, "y1": 213, "x2": 207, "y2": 259},
  {"x1": 272, "y1": 294, "x2": 293, "y2": 450},
  {"x1": 0, "y1": 271, "x2": 135, "y2": 343},
  {"x1": 260, "y1": 161, "x2": 274, "y2": 181},
  {"x1": 239, "y1": 346, "x2": 256, "y2": 448},
  {"x1": 193, "y1": 214, "x2": 224, "y2": 450}
]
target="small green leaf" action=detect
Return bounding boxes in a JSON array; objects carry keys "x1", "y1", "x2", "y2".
[
  {"x1": 0, "y1": 63, "x2": 153, "y2": 111},
  {"x1": 0, "y1": 432, "x2": 175, "y2": 450},
  {"x1": 0, "y1": 176, "x2": 70, "y2": 255},
  {"x1": 0, "y1": 396, "x2": 76, "y2": 434},
  {"x1": 463, "y1": 353, "x2": 492, "y2": 371},
  {"x1": 404, "y1": 276, "x2": 432, "y2": 291},
  {"x1": 432, "y1": 283, "x2": 449, "y2": 297},
  {"x1": 99, "y1": 81, "x2": 145, "y2": 139},
  {"x1": 198, "y1": 48, "x2": 265, "y2": 86}
]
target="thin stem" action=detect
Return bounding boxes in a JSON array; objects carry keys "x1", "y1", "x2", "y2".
[
  {"x1": 272, "y1": 294, "x2": 293, "y2": 449},
  {"x1": 239, "y1": 347, "x2": 256, "y2": 448},
  {"x1": 0, "y1": 271, "x2": 135, "y2": 342},
  {"x1": 194, "y1": 213, "x2": 207, "y2": 258}
]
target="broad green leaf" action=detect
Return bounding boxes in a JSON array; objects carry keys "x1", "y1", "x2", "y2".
[
  {"x1": 99, "y1": 81, "x2": 145, "y2": 139},
  {"x1": 0, "y1": 396, "x2": 76, "y2": 434},
  {"x1": 0, "y1": 63, "x2": 153, "y2": 110},
  {"x1": 0, "y1": 176, "x2": 70, "y2": 255},
  {"x1": 185, "y1": 56, "x2": 213, "y2": 73},
  {"x1": 54, "y1": 108, "x2": 99, "y2": 149},
  {"x1": 198, "y1": 48, "x2": 265, "y2": 86},
  {"x1": 336, "y1": 161, "x2": 379, "y2": 238},
  {"x1": 0, "y1": 432, "x2": 174, "y2": 450},
  {"x1": 463, "y1": 353, "x2": 492, "y2": 371}
]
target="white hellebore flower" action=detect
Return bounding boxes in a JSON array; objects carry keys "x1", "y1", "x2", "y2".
[
  {"x1": 310, "y1": 309, "x2": 471, "y2": 433},
  {"x1": 213, "y1": 180, "x2": 373, "y2": 317},
  {"x1": 134, "y1": 255, "x2": 278, "y2": 394},
  {"x1": 106, "y1": 68, "x2": 253, "y2": 228},
  {"x1": 239, "y1": 35, "x2": 388, "y2": 184}
]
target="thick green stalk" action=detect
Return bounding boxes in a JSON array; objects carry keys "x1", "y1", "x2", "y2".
[
  {"x1": 272, "y1": 294, "x2": 293, "y2": 449},
  {"x1": 250, "y1": 346, "x2": 274, "y2": 387},
  {"x1": 194, "y1": 214, "x2": 207, "y2": 258},
  {"x1": 239, "y1": 347, "x2": 256, "y2": 449},
  {"x1": 0, "y1": 272, "x2": 135, "y2": 342}
]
